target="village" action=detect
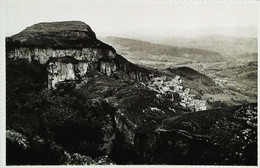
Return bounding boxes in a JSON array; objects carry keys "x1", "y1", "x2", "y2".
[{"x1": 144, "y1": 75, "x2": 207, "y2": 112}]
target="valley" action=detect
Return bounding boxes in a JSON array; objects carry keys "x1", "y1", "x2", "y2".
[
  {"x1": 6, "y1": 21, "x2": 257, "y2": 166},
  {"x1": 102, "y1": 37, "x2": 257, "y2": 106}
]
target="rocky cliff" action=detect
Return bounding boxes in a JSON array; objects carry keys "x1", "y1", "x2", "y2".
[
  {"x1": 46, "y1": 56, "x2": 90, "y2": 89},
  {"x1": 7, "y1": 47, "x2": 116, "y2": 64},
  {"x1": 6, "y1": 21, "x2": 152, "y2": 89},
  {"x1": 6, "y1": 21, "x2": 256, "y2": 166}
]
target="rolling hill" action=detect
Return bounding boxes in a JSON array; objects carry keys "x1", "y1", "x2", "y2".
[
  {"x1": 101, "y1": 37, "x2": 225, "y2": 69},
  {"x1": 135, "y1": 34, "x2": 257, "y2": 60}
]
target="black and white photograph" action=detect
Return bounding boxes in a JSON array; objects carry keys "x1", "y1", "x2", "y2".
[{"x1": 2, "y1": 0, "x2": 259, "y2": 166}]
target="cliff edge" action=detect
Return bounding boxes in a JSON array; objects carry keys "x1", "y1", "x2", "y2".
[{"x1": 6, "y1": 21, "x2": 153, "y2": 88}]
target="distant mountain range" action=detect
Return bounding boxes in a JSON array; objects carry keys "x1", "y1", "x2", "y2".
[
  {"x1": 153, "y1": 35, "x2": 257, "y2": 58},
  {"x1": 101, "y1": 34, "x2": 257, "y2": 65},
  {"x1": 107, "y1": 26, "x2": 257, "y2": 39},
  {"x1": 101, "y1": 37, "x2": 225, "y2": 68}
]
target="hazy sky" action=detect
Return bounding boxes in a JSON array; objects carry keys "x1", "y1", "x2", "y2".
[{"x1": 3, "y1": 0, "x2": 258, "y2": 38}]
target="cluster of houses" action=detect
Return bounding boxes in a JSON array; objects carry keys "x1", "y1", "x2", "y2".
[{"x1": 146, "y1": 75, "x2": 207, "y2": 112}]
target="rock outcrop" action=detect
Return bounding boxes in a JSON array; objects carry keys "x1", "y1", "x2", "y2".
[
  {"x1": 6, "y1": 21, "x2": 152, "y2": 88},
  {"x1": 6, "y1": 129, "x2": 115, "y2": 165},
  {"x1": 47, "y1": 56, "x2": 90, "y2": 89}
]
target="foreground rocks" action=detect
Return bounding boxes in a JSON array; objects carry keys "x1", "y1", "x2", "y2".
[{"x1": 7, "y1": 130, "x2": 114, "y2": 165}]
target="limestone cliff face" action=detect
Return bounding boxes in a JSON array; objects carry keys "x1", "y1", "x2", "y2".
[
  {"x1": 99, "y1": 55, "x2": 152, "y2": 82},
  {"x1": 99, "y1": 61, "x2": 117, "y2": 76},
  {"x1": 8, "y1": 47, "x2": 115, "y2": 64},
  {"x1": 6, "y1": 21, "x2": 116, "y2": 63},
  {"x1": 114, "y1": 55, "x2": 151, "y2": 82},
  {"x1": 47, "y1": 57, "x2": 90, "y2": 89},
  {"x1": 6, "y1": 21, "x2": 152, "y2": 88}
]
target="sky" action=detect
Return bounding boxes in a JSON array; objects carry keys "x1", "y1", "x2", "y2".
[{"x1": 3, "y1": 0, "x2": 259, "y2": 38}]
